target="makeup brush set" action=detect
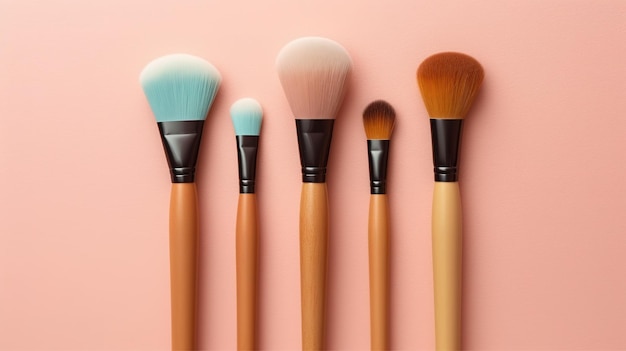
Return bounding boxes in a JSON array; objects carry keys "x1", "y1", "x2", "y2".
[{"x1": 140, "y1": 36, "x2": 483, "y2": 351}]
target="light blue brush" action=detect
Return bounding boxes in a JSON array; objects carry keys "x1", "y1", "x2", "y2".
[
  {"x1": 140, "y1": 53, "x2": 221, "y2": 122},
  {"x1": 139, "y1": 53, "x2": 221, "y2": 351},
  {"x1": 231, "y1": 98, "x2": 263, "y2": 136},
  {"x1": 230, "y1": 97, "x2": 263, "y2": 349}
]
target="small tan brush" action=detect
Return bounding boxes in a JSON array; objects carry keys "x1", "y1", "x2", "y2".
[
  {"x1": 363, "y1": 100, "x2": 396, "y2": 350},
  {"x1": 417, "y1": 52, "x2": 484, "y2": 351}
]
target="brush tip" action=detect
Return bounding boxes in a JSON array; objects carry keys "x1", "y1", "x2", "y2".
[
  {"x1": 140, "y1": 54, "x2": 222, "y2": 123},
  {"x1": 417, "y1": 52, "x2": 484, "y2": 119},
  {"x1": 276, "y1": 36, "x2": 352, "y2": 119},
  {"x1": 275, "y1": 37, "x2": 350, "y2": 65},
  {"x1": 230, "y1": 98, "x2": 263, "y2": 136},
  {"x1": 363, "y1": 100, "x2": 396, "y2": 140}
]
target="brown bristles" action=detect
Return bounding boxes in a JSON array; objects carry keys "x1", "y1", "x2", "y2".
[
  {"x1": 417, "y1": 52, "x2": 484, "y2": 119},
  {"x1": 363, "y1": 100, "x2": 396, "y2": 140}
]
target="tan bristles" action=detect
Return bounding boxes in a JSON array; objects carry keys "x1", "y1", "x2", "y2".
[
  {"x1": 363, "y1": 100, "x2": 396, "y2": 140},
  {"x1": 417, "y1": 52, "x2": 484, "y2": 119},
  {"x1": 276, "y1": 37, "x2": 352, "y2": 119}
]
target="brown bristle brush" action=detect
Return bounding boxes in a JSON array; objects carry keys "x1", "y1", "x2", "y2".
[
  {"x1": 276, "y1": 36, "x2": 352, "y2": 350},
  {"x1": 363, "y1": 100, "x2": 396, "y2": 350},
  {"x1": 416, "y1": 52, "x2": 484, "y2": 351}
]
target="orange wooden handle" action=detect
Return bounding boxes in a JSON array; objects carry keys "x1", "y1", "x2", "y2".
[
  {"x1": 169, "y1": 183, "x2": 199, "y2": 351},
  {"x1": 299, "y1": 182, "x2": 329, "y2": 350},
  {"x1": 432, "y1": 182, "x2": 462, "y2": 351},
  {"x1": 236, "y1": 193, "x2": 258, "y2": 350},
  {"x1": 368, "y1": 194, "x2": 389, "y2": 350}
]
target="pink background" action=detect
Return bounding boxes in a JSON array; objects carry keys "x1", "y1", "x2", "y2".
[{"x1": 1, "y1": 1, "x2": 626, "y2": 350}]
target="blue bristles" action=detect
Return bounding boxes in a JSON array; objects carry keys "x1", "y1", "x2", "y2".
[
  {"x1": 140, "y1": 54, "x2": 221, "y2": 122},
  {"x1": 230, "y1": 98, "x2": 263, "y2": 136}
]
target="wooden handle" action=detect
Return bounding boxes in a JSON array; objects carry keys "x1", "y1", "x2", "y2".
[
  {"x1": 432, "y1": 182, "x2": 462, "y2": 351},
  {"x1": 299, "y1": 182, "x2": 329, "y2": 350},
  {"x1": 169, "y1": 183, "x2": 199, "y2": 350},
  {"x1": 236, "y1": 193, "x2": 258, "y2": 350},
  {"x1": 368, "y1": 194, "x2": 389, "y2": 350}
]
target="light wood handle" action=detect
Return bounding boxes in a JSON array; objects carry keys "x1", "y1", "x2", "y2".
[
  {"x1": 432, "y1": 182, "x2": 462, "y2": 351},
  {"x1": 169, "y1": 183, "x2": 199, "y2": 350},
  {"x1": 236, "y1": 193, "x2": 258, "y2": 350},
  {"x1": 299, "y1": 182, "x2": 329, "y2": 351},
  {"x1": 368, "y1": 194, "x2": 389, "y2": 350}
]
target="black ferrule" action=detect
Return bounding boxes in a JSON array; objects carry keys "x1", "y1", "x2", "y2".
[
  {"x1": 367, "y1": 140, "x2": 390, "y2": 194},
  {"x1": 296, "y1": 119, "x2": 335, "y2": 183},
  {"x1": 157, "y1": 120, "x2": 204, "y2": 183},
  {"x1": 430, "y1": 119, "x2": 463, "y2": 182},
  {"x1": 236, "y1": 135, "x2": 259, "y2": 194}
]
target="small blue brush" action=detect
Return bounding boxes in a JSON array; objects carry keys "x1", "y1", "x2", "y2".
[
  {"x1": 230, "y1": 98, "x2": 263, "y2": 349},
  {"x1": 139, "y1": 53, "x2": 221, "y2": 351},
  {"x1": 230, "y1": 98, "x2": 262, "y2": 193},
  {"x1": 231, "y1": 98, "x2": 263, "y2": 136}
]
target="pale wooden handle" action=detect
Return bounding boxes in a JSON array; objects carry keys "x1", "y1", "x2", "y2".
[
  {"x1": 236, "y1": 193, "x2": 258, "y2": 350},
  {"x1": 169, "y1": 183, "x2": 199, "y2": 350},
  {"x1": 300, "y1": 182, "x2": 329, "y2": 350},
  {"x1": 368, "y1": 194, "x2": 389, "y2": 350},
  {"x1": 432, "y1": 182, "x2": 462, "y2": 351}
]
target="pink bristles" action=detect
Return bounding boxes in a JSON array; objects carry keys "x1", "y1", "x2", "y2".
[{"x1": 276, "y1": 37, "x2": 352, "y2": 119}]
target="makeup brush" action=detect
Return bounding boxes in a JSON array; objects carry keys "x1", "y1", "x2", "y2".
[
  {"x1": 416, "y1": 52, "x2": 484, "y2": 351},
  {"x1": 276, "y1": 36, "x2": 352, "y2": 350},
  {"x1": 140, "y1": 54, "x2": 221, "y2": 350},
  {"x1": 363, "y1": 100, "x2": 395, "y2": 350},
  {"x1": 230, "y1": 98, "x2": 263, "y2": 350}
]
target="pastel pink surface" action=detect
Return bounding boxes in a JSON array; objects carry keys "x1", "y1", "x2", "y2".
[{"x1": 1, "y1": 1, "x2": 625, "y2": 350}]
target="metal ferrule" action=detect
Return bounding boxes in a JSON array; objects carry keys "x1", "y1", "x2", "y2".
[
  {"x1": 367, "y1": 139, "x2": 390, "y2": 194},
  {"x1": 236, "y1": 135, "x2": 259, "y2": 194},
  {"x1": 430, "y1": 119, "x2": 463, "y2": 182},
  {"x1": 157, "y1": 120, "x2": 204, "y2": 183},
  {"x1": 295, "y1": 119, "x2": 335, "y2": 183}
]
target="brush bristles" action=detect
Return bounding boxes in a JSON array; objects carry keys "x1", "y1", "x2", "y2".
[
  {"x1": 140, "y1": 54, "x2": 221, "y2": 122},
  {"x1": 276, "y1": 37, "x2": 352, "y2": 119},
  {"x1": 230, "y1": 98, "x2": 263, "y2": 136},
  {"x1": 417, "y1": 52, "x2": 484, "y2": 119},
  {"x1": 363, "y1": 100, "x2": 396, "y2": 140}
]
